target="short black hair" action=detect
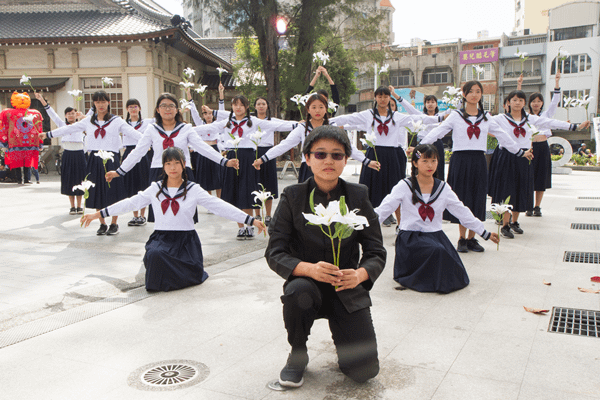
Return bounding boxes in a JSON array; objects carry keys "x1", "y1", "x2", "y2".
[{"x1": 302, "y1": 125, "x2": 351, "y2": 157}]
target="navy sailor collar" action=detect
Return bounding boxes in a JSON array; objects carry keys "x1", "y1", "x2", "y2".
[
  {"x1": 371, "y1": 108, "x2": 394, "y2": 124},
  {"x1": 153, "y1": 122, "x2": 186, "y2": 135},
  {"x1": 456, "y1": 109, "x2": 486, "y2": 125},
  {"x1": 403, "y1": 177, "x2": 445, "y2": 205},
  {"x1": 157, "y1": 180, "x2": 195, "y2": 199},
  {"x1": 503, "y1": 112, "x2": 529, "y2": 125}
]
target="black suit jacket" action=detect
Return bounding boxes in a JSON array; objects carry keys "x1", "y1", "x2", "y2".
[{"x1": 265, "y1": 178, "x2": 386, "y2": 313}]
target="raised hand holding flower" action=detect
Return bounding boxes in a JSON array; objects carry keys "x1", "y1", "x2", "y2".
[{"x1": 490, "y1": 196, "x2": 511, "y2": 250}]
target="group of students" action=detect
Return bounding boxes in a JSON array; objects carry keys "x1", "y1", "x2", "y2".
[{"x1": 34, "y1": 67, "x2": 591, "y2": 389}]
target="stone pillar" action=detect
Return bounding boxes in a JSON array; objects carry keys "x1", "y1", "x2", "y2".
[
  {"x1": 69, "y1": 47, "x2": 80, "y2": 69},
  {"x1": 46, "y1": 49, "x2": 56, "y2": 70},
  {"x1": 119, "y1": 46, "x2": 130, "y2": 68},
  {"x1": 0, "y1": 50, "x2": 6, "y2": 71}
]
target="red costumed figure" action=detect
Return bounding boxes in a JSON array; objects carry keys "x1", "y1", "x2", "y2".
[{"x1": 0, "y1": 92, "x2": 43, "y2": 170}]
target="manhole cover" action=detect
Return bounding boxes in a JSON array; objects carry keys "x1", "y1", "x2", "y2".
[
  {"x1": 563, "y1": 251, "x2": 600, "y2": 264},
  {"x1": 575, "y1": 207, "x2": 600, "y2": 212},
  {"x1": 548, "y1": 307, "x2": 600, "y2": 338},
  {"x1": 128, "y1": 360, "x2": 209, "y2": 391},
  {"x1": 570, "y1": 223, "x2": 600, "y2": 230}
]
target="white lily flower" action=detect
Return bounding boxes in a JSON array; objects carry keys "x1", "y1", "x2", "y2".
[
  {"x1": 183, "y1": 67, "x2": 195, "y2": 78},
  {"x1": 290, "y1": 94, "x2": 302, "y2": 104},
  {"x1": 474, "y1": 65, "x2": 485, "y2": 74},
  {"x1": 22, "y1": 114, "x2": 35, "y2": 124},
  {"x1": 251, "y1": 188, "x2": 273, "y2": 204},
  {"x1": 563, "y1": 96, "x2": 576, "y2": 107},
  {"x1": 409, "y1": 120, "x2": 423, "y2": 132},
  {"x1": 303, "y1": 201, "x2": 342, "y2": 226},
  {"x1": 179, "y1": 99, "x2": 193, "y2": 110},
  {"x1": 490, "y1": 203, "x2": 513, "y2": 215},
  {"x1": 514, "y1": 50, "x2": 528, "y2": 59},
  {"x1": 364, "y1": 132, "x2": 377, "y2": 143},
  {"x1": 332, "y1": 207, "x2": 369, "y2": 230},
  {"x1": 578, "y1": 95, "x2": 593, "y2": 108},
  {"x1": 95, "y1": 150, "x2": 114, "y2": 162},
  {"x1": 101, "y1": 77, "x2": 114, "y2": 87},
  {"x1": 227, "y1": 137, "x2": 242, "y2": 147},
  {"x1": 320, "y1": 53, "x2": 330, "y2": 66},
  {"x1": 359, "y1": 138, "x2": 368, "y2": 147},
  {"x1": 73, "y1": 180, "x2": 95, "y2": 193},
  {"x1": 328, "y1": 101, "x2": 338, "y2": 113},
  {"x1": 216, "y1": 67, "x2": 228, "y2": 76},
  {"x1": 379, "y1": 64, "x2": 390, "y2": 74},
  {"x1": 68, "y1": 89, "x2": 82, "y2": 97},
  {"x1": 250, "y1": 131, "x2": 265, "y2": 142},
  {"x1": 557, "y1": 47, "x2": 570, "y2": 60},
  {"x1": 179, "y1": 81, "x2": 194, "y2": 88},
  {"x1": 195, "y1": 85, "x2": 208, "y2": 94},
  {"x1": 20, "y1": 75, "x2": 30, "y2": 85},
  {"x1": 299, "y1": 94, "x2": 311, "y2": 106},
  {"x1": 444, "y1": 86, "x2": 462, "y2": 97}
]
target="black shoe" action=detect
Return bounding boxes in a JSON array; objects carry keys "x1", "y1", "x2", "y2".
[
  {"x1": 76, "y1": 207, "x2": 84, "y2": 215},
  {"x1": 533, "y1": 206, "x2": 542, "y2": 217},
  {"x1": 236, "y1": 227, "x2": 246, "y2": 240},
  {"x1": 137, "y1": 216, "x2": 147, "y2": 226},
  {"x1": 390, "y1": 215, "x2": 397, "y2": 224},
  {"x1": 255, "y1": 215, "x2": 262, "y2": 222},
  {"x1": 501, "y1": 225, "x2": 514, "y2": 239},
  {"x1": 106, "y1": 223, "x2": 119, "y2": 235},
  {"x1": 382, "y1": 215, "x2": 393, "y2": 227},
  {"x1": 525, "y1": 210, "x2": 533, "y2": 217},
  {"x1": 127, "y1": 217, "x2": 138, "y2": 227},
  {"x1": 69, "y1": 207, "x2": 77, "y2": 215},
  {"x1": 96, "y1": 224, "x2": 108, "y2": 235},
  {"x1": 457, "y1": 238, "x2": 468, "y2": 253},
  {"x1": 509, "y1": 222, "x2": 523, "y2": 234},
  {"x1": 279, "y1": 351, "x2": 309, "y2": 388},
  {"x1": 467, "y1": 238, "x2": 485, "y2": 252},
  {"x1": 265, "y1": 216, "x2": 272, "y2": 227}
]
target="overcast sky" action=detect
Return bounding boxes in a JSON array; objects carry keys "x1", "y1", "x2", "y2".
[{"x1": 153, "y1": 0, "x2": 517, "y2": 44}]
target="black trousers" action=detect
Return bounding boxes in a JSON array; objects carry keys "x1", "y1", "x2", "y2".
[{"x1": 281, "y1": 277, "x2": 379, "y2": 383}]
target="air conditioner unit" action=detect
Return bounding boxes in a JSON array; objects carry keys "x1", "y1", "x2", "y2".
[{"x1": 524, "y1": 29, "x2": 530, "y2": 35}]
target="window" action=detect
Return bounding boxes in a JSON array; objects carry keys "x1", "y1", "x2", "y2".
[
  {"x1": 82, "y1": 77, "x2": 123, "y2": 116},
  {"x1": 552, "y1": 25, "x2": 593, "y2": 41},
  {"x1": 390, "y1": 70, "x2": 414, "y2": 87},
  {"x1": 551, "y1": 54, "x2": 592, "y2": 75},
  {"x1": 356, "y1": 73, "x2": 374, "y2": 91},
  {"x1": 503, "y1": 58, "x2": 542, "y2": 78},
  {"x1": 422, "y1": 67, "x2": 451, "y2": 85},
  {"x1": 473, "y1": 45, "x2": 494, "y2": 50},
  {"x1": 482, "y1": 94, "x2": 496, "y2": 112},
  {"x1": 462, "y1": 63, "x2": 496, "y2": 81},
  {"x1": 439, "y1": 46, "x2": 457, "y2": 54},
  {"x1": 560, "y1": 89, "x2": 590, "y2": 107},
  {"x1": 164, "y1": 81, "x2": 179, "y2": 96}
]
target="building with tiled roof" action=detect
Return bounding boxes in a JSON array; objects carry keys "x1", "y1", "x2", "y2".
[{"x1": 0, "y1": 0, "x2": 233, "y2": 132}]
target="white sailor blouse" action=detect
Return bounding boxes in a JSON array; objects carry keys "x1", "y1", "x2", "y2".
[
  {"x1": 188, "y1": 101, "x2": 229, "y2": 143},
  {"x1": 43, "y1": 105, "x2": 90, "y2": 143},
  {"x1": 100, "y1": 181, "x2": 255, "y2": 231},
  {"x1": 492, "y1": 112, "x2": 577, "y2": 149},
  {"x1": 397, "y1": 98, "x2": 452, "y2": 140},
  {"x1": 375, "y1": 178, "x2": 491, "y2": 239},
  {"x1": 259, "y1": 121, "x2": 368, "y2": 165},
  {"x1": 47, "y1": 115, "x2": 141, "y2": 153},
  {"x1": 330, "y1": 109, "x2": 441, "y2": 148},
  {"x1": 116, "y1": 122, "x2": 228, "y2": 176},
  {"x1": 123, "y1": 118, "x2": 155, "y2": 146},
  {"x1": 420, "y1": 110, "x2": 525, "y2": 156},
  {"x1": 197, "y1": 115, "x2": 296, "y2": 151},
  {"x1": 534, "y1": 88, "x2": 561, "y2": 138}
]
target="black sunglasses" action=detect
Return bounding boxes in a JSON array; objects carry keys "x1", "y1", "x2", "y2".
[{"x1": 309, "y1": 152, "x2": 346, "y2": 160}]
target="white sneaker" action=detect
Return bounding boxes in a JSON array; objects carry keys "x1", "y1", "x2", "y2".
[
  {"x1": 236, "y1": 228, "x2": 246, "y2": 240},
  {"x1": 246, "y1": 226, "x2": 255, "y2": 239}
]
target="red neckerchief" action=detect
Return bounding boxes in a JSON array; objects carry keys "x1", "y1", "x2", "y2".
[
  {"x1": 457, "y1": 110, "x2": 483, "y2": 139},
  {"x1": 133, "y1": 120, "x2": 143, "y2": 130},
  {"x1": 504, "y1": 115, "x2": 527, "y2": 138},
  {"x1": 160, "y1": 184, "x2": 186, "y2": 216},
  {"x1": 92, "y1": 117, "x2": 115, "y2": 139},
  {"x1": 418, "y1": 201, "x2": 435, "y2": 222},
  {"x1": 373, "y1": 111, "x2": 392, "y2": 135},
  {"x1": 231, "y1": 119, "x2": 247, "y2": 137},
  {"x1": 157, "y1": 124, "x2": 184, "y2": 149}
]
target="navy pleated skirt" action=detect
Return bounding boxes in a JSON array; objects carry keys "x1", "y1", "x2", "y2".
[
  {"x1": 257, "y1": 146, "x2": 278, "y2": 198},
  {"x1": 488, "y1": 147, "x2": 533, "y2": 212},
  {"x1": 147, "y1": 167, "x2": 198, "y2": 223},
  {"x1": 433, "y1": 139, "x2": 446, "y2": 181},
  {"x1": 532, "y1": 141, "x2": 552, "y2": 191},
  {"x1": 86, "y1": 151, "x2": 126, "y2": 209},
  {"x1": 360, "y1": 146, "x2": 406, "y2": 208},
  {"x1": 445, "y1": 150, "x2": 487, "y2": 223},
  {"x1": 122, "y1": 145, "x2": 150, "y2": 197},
  {"x1": 298, "y1": 162, "x2": 313, "y2": 183},
  {"x1": 221, "y1": 148, "x2": 259, "y2": 209},
  {"x1": 192, "y1": 144, "x2": 223, "y2": 191},
  {"x1": 60, "y1": 149, "x2": 87, "y2": 196},
  {"x1": 143, "y1": 230, "x2": 208, "y2": 292},
  {"x1": 394, "y1": 230, "x2": 469, "y2": 293}
]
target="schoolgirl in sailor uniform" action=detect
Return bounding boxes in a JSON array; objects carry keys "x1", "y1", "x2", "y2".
[
  {"x1": 330, "y1": 86, "x2": 440, "y2": 210},
  {"x1": 420, "y1": 81, "x2": 531, "y2": 253},
  {"x1": 81, "y1": 147, "x2": 265, "y2": 292},
  {"x1": 253, "y1": 94, "x2": 374, "y2": 184},
  {"x1": 123, "y1": 99, "x2": 154, "y2": 226},
  {"x1": 35, "y1": 93, "x2": 88, "y2": 215},
  {"x1": 527, "y1": 72, "x2": 562, "y2": 217},
  {"x1": 186, "y1": 85, "x2": 229, "y2": 195},
  {"x1": 305, "y1": 66, "x2": 340, "y2": 116},
  {"x1": 488, "y1": 89, "x2": 588, "y2": 238},
  {"x1": 375, "y1": 144, "x2": 499, "y2": 293},
  {"x1": 42, "y1": 91, "x2": 141, "y2": 236},
  {"x1": 197, "y1": 95, "x2": 296, "y2": 239}
]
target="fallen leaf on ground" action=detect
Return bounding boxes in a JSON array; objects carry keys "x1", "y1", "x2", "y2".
[
  {"x1": 543, "y1": 279, "x2": 551, "y2": 286},
  {"x1": 591, "y1": 276, "x2": 600, "y2": 283},
  {"x1": 523, "y1": 306, "x2": 550, "y2": 314},
  {"x1": 578, "y1": 287, "x2": 600, "y2": 294}
]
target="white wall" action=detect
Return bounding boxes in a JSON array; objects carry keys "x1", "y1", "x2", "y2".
[
  {"x1": 79, "y1": 47, "x2": 121, "y2": 68},
  {"x1": 6, "y1": 49, "x2": 46, "y2": 69},
  {"x1": 54, "y1": 48, "x2": 72, "y2": 69},
  {"x1": 128, "y1": 46, "x2": 146, "y2": 67},
  {"x1": 128, "y1": 75, "x2": 150, "y2": 118}
]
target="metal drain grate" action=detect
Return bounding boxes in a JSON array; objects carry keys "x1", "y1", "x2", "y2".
[
  {"x1": 564, "y1": 251, "x2": 600, "y2": 263},
  {"x1": 570, "y1": 223, "x2": 600, "y2": 230},
  {"x1": 128, "y1": 360, "x2": 209, "y2": 391},
  {"x1": 548, "y1": 307, "x2": 600, "y2": 337},
  {"x1": 578, "y1": 196, "x2": 600, "y2": 199},
  {"x1": 575, "y1": 207, "x2": 600, "y2": 212}
]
